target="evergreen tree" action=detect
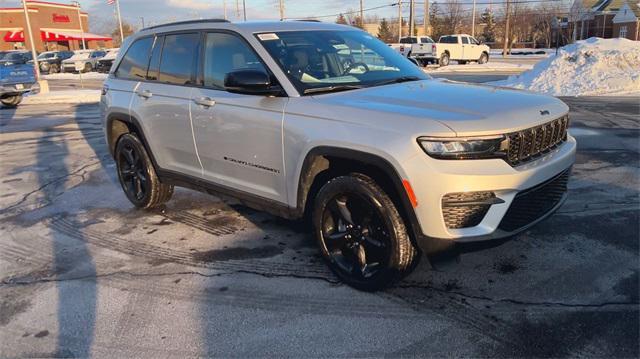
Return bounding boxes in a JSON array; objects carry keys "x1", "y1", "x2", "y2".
[
  {"x1": 429, "y1": 2, "x2": 443, "y2": 40},
  {"x1": 480, "y1": 8, "x2": 496, "y2": 43},
  {"x1": 377, "y1": 18, "x2": 394, "y2": 43},
  {"x1": 336, "y1": 13, "x2": 348, "y2": 25}
]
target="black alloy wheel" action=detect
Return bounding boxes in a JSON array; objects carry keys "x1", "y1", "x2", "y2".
[
  {"x1": 114, "y1": 133, "x2": 173, "y2": 209},
  {"x1": 117, "y1": 141, "x2": 148, "y2": 202},
  {"x1": 313, "y1": 173, "x2": 418, "y2": 291},
  {"x1": 321, "y1": 192, "x2": 391, "y2": 280}
]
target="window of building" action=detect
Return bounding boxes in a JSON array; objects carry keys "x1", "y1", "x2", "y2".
[
  {"x1": 619, "y1": 25, "x2": 628, "y2": 38},
  {"x1": 158, "y1": 33, "x2": 200, "y2": 86}
]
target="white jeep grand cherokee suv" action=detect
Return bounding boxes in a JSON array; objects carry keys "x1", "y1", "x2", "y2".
[{"x1": 101, "y1": 20, "x2": 576, "y2": 290}]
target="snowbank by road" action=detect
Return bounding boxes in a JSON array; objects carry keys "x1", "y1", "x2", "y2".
[
  {"x1": 23, "y1": 90, "x2": 101, "y2": 105},
  {"x1": 426, "y1": 61, "x2": 533, "y2": 73},
  {"x1": 43, "y1": 72, "x2": 108, "y2": 80},
  {"x1": 491, "y1": 38, "x2": 640, "y2": 96}
]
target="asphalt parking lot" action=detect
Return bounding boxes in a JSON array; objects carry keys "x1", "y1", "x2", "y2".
[{"x1": 0, "y1": 82, "x2": 638, "y2": 356}]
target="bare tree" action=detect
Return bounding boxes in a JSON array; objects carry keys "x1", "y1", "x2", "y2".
[{"x1": 442, "y1": 0, "x2": 464, "y2": 34}]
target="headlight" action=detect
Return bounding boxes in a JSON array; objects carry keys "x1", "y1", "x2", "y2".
[{"x1": 418, "y1": 135, "x2": 507, "y2": 160}]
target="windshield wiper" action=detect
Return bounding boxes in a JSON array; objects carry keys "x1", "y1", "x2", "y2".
[
  {"x1": 303, "y1": 84, "x2": 363, "y2": 95},
  {"x1": 372, "y1": 76, "x2": 422, "y2": 87}
]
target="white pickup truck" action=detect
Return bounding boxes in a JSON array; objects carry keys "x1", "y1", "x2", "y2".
[
  {"x1": 389, "y1": 36, "x2": 437, "y2": 66},
  {"x1": 433, "y1": 34, "x2": 490, "y2": 66}
]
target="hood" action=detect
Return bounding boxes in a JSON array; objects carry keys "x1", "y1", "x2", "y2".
[{"x1": 311, "y1": 79, "x2": 569, "y2": 137}]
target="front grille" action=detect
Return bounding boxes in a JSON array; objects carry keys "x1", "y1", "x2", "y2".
[
  {"x1": 442, "y1": 191, "x2": 496, "y2": 229},
  {"x1": 507, "y1": 116, "x2": 569, "y2": 166},
  {"x1": 498, "y1": 169, "x2": 570, "y2": 232}
]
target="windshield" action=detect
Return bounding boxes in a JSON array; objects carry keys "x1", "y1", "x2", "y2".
[
  {"x1": 258, "y1": 30, "x2": 428, "y2": 94},
  {"x1": 38, "y1": 52, "x2": 55, "y2": 60},
  {"x1": 0, "y1": 52, "x2": 30, "y2": 63},
  {"x1": 69, "y1": 52, "x2": 90, "y2": 60}
]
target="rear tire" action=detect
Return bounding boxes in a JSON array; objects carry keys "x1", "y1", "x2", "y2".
[
  {"x1": 115, "y1": 133, "x2": 173, "y2": 209},
  {"x1": 439, "y1": 53, "x2": 450, "y2": 67},
  {"x1": 82, "y1": 63, "x2": 92, "y2": 73},
  {"x1": 312, "y1": 173, "x2": 418, "y2": 291},
  {"x1": 50, "y1": 63, "x2": 60, "y2": 73},
  {"x1": 1, "y1": 95, "x2": 23, "y2": 108}
]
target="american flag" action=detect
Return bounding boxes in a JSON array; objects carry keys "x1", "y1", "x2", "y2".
[{"x1": 107, "y1": 0, "x2": 116, "y2": 4}]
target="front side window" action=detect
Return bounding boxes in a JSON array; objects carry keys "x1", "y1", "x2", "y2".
[
  {"x1": 462, "y1": 37, "x2": 469, "y2": 44},
  {"x1": 258, "y1": 30, "x2": 428, "y2": 94},
  {"x1": 115, "y1": 37, "x2": 152, "y2": 80},
  {"x1": 203, "y1": 32, "x2": 267, "y2": 89},
  {"x1": 158, "y1": 33, "x2": 199, "y2": 85}
]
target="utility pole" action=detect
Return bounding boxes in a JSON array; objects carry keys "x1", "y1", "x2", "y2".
[
  {"x1": 471, "y1": 0, "x2": 476, "y2": 37},
  {"x1": 114, "y1": 0, "x2": 124, "y2": 45},
  {"x1": 409, "y1": 0, "x2": 415, "y2": 37},
  {"x1": 236, "y1": 0, "x2": 240, "y2": 18},
  {"x1": 21, "y1": 1, "x2": 41, "y2": 80},
  {"x1": 359, "y1": 0, "x2": 364, "y2": 28},
  {"x1": 140, "y1": 16, "x2": 145, "y2": 28},
  {"x1": 398, "y1": 0, "x2": 402, "y2": 41},
  {"x1": 424, "y1": 0, "x2": 429, "y2": 36},
  {"x1": 279, "y1": 0, "x2": 284, "y2": 20},
  {"x1": 74, "y1": 1, "x2": 86, "y2": 50},
  {"x1": 503, "y1": 0, "x2": 510, "y2": 57},
  {"x1": 243, "y1": 0, "x2": 246, "y2": 20},
  {"x1": 223, "y1": 0, "x2": 227, "y2": 20}
]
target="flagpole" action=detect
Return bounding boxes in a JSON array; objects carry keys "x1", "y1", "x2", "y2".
[{"x1": 116, "y1": 0, "x2": 124, "y2": 43}]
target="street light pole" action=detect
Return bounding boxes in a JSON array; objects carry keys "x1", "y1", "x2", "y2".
[
  {"x1": 471, "y1": 0, "x2": 476, "y2": 37},
  {"x1": 279, "y1": 0, "x2": 284, "y2": 20},
  {"x1": 73, "y1": 1, "x2": 86, "y2": 50},
  {"x1": 242, "y1": 0, "x2": 246, "y2": 21},
  {"x1": 21, "y1": 0, "x2": 42, "y2": 81},
  {"x1": 398, "y1": 0, "x2": 402, "y2": 41}
]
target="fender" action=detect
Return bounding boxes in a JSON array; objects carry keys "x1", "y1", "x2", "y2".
[{"x1": 294, "y1": 146, "x2": 427, "y2": 247}]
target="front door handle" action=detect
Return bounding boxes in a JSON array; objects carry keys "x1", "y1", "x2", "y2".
[
  {"x1": 136, "y1": 89, "x2": 152, "y2": 99},
  {"x1": 193, "y1": 97, "x2": 216, "y2": 108}
]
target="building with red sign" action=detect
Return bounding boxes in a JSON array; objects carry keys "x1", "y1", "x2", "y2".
[{"x1": 1, "y1": 0, "x2": 113, "y2": 52}]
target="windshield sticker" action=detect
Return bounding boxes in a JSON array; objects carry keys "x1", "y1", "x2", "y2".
[{"x1": 258, "y1": 33, "x2": 279, "y2": 41}]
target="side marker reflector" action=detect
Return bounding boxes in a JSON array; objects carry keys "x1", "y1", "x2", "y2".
[{"x1": 402, "y1": 179, "x2": 418, "y2": 208}]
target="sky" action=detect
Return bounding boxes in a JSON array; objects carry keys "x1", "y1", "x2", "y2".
[{"x1": 1, "y1": 0, "x2": 405, "y2": 32}]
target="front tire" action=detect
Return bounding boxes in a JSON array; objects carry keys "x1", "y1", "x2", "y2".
[
  {"x1": 115, "y1": 133, "x2": 173, "y2": 209},
  {"x1": 312, "y1": 173, "x2": 418, "y2": 291},
  {"x1": 478, "y1": 52, "x2": 489, "y2": 64},
  {"x1": 1, "y1": 95, "x2": 23, "y2": 107}
]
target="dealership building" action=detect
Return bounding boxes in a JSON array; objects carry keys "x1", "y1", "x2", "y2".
[{"x1": 0, "y1": 0, "x2": 113, "y2": 52}]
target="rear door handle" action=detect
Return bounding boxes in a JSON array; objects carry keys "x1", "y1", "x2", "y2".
[
  {"x1": 136, "y1": 89, "x2": 152, "y2": 99},
  {"x1": 193, "y1": 97, "x2": 216, "y2": 108}
]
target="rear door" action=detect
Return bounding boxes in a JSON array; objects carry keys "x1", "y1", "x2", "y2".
[
  {"x1": 190, "y1": 31, "x2": 287, "y2": 203},
  {"x1": 128, "y1": 32, "x2": 203, "y2": 178}
]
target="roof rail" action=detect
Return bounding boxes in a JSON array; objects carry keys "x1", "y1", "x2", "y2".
[{"x1": 144, "y1": 19, "x2": 230, "y2": 31}]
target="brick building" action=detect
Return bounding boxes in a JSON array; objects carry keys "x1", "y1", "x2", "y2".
[
  {"x1": 0, "y1": 0, "x2": 113, "y2": 52},
  {"x1": 569, "y1": 0, "x2": 639, "y2": 40}
]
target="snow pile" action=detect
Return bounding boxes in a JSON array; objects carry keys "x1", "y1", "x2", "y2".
[
  {"x1": 23, "y1": 90, "x2": 101, "y2": 105},
  {"x1": 43, "y1": 72, "x2": 108, "y2": 80},
  {"x1": 492, "y1": 38, "x2": 640, "y2": 96}
]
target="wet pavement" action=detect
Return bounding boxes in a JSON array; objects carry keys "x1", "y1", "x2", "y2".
[{"x1": 0, "y1": 95, "x2": 638, "y2": 357}]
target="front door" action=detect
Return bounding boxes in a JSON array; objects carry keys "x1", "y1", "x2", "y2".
[{"x1": 190, "y1": 32, "x2": 288, "y2": 203}]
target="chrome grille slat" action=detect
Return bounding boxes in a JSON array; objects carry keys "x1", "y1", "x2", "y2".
[{"x1": 506, "y1": 116, "x2": 569, "y2": 166}]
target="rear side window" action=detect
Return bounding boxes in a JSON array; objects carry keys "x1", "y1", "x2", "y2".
[
  {"x1": 439, "y1": 36, "x2": 457, "y2": 44},
  {"x1": 202, "y1": 32, "x2": 266, "y2": 89},
  {"x1": 461, "y1": 37, "x2": 469, "y2": 44},
  {"x1": 116, "y1": 37, "x2": 153, "y2": 80},
  {"x1": 158, "y1": 33, "x2": 200, "y2": 85},
  {"x1": 399, "y1": 37, "x2": 417, "y2": 44}
]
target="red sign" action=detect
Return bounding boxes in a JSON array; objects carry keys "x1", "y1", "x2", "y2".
[{"x1": 52, "y1": 14, "x2": 70, "y2": 23}]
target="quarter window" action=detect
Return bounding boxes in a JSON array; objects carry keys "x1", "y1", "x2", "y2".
[
  {"x1": 158, "y1": 33, "x2": 200, "y2": 85},
  {"x1": 115, "y1": 37, "x2": 153, "y2": 80},
  {"x1": 203, "y1": 32, "x2": 267, "y2": 89}
]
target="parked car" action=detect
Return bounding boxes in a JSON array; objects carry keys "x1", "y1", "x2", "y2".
[
  {"x1": 61, "y1": 49, "x2": 107, "y2": 73},
  {"x1": 389, "y1": 36, "x2": 436, "y2": 65},
  {"x1": 101, "y1": 20, "x2": 575, "y2": 291},
  {"x1": 96, "y1": 48, "x2": 119, "y2": 73},
  {"x1": 0, "y1": 51, "x2": 39, "y2": 107},
  {"x1": 35, "y1": 50, "x2": 74, "y2": 73},
  {"x1": 434, "y1": 34, "x2": 490, "y2": 66}
]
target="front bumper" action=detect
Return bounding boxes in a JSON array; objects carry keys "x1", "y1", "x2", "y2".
[{"x1": 404, "y1": 134, "x2": 577, "y2": 241}]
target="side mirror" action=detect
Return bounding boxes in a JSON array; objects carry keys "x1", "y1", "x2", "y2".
[{"x1": 224, "y1": 69, "x2": 281, "y2": 96}]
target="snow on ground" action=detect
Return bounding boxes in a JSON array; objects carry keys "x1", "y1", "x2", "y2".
[
  {"x1": 43, "y1": 72, "x2": 108, "y2": 80},
  {"x1": 489, "y1": 48, "x2": 552, "y2": 58},
  {"x1": 490, "y1": 38, "x2": 640, "y2": 96},
  {"x1": 425, "y1": 61, "x2": 533, "y2": 73},
  {"x1": 23, "y1": 90, "x2": 101, "y2": 104}
]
